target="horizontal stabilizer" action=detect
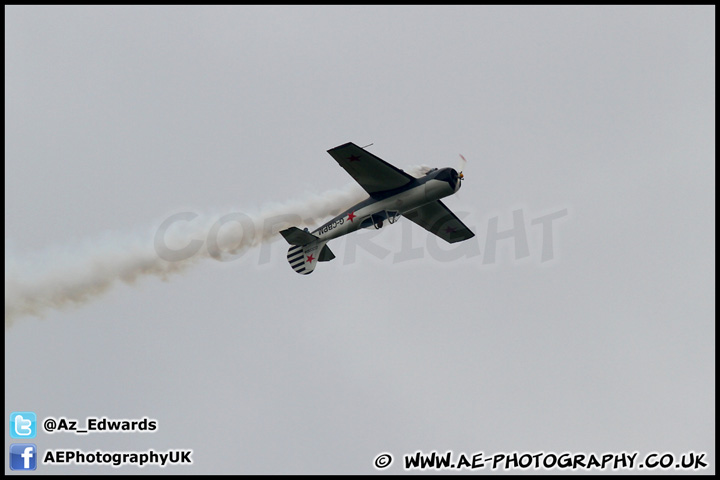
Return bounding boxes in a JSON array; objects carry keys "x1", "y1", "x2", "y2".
[
  {"x1": 318, "y1": 244, "x2": 335, "y2": 262},
  {"x1": 280, "y1": 226, "x2": 318, "y2": 246}
]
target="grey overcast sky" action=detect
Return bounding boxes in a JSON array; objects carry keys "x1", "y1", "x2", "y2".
[{"x1": 5, "y1": 5, "x2": 714, "y2": 475}]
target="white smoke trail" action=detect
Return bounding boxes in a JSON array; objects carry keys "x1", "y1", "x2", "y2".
[
  {"x1": 5, "y1": 165, "x2": 435, "y2": 326},
  {"x1": 4, "y1": 182, "x2": 369, "y2": 327}
]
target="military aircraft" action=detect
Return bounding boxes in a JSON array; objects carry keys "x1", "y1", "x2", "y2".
[{"x1": 280, "y1": 142, "x2": 474, "y2": 274}]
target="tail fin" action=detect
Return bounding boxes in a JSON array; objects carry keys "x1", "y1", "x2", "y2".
[
  {"x1": 286, "y1": 244, "x2": 318, "y2": 275},
  {"x1": 280, "y1": 227, "x2": 335, "y2": 275}
]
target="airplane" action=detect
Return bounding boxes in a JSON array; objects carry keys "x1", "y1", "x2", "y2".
[{"x1": 280, "y1": 142, "x2": 475, "y2": 274}]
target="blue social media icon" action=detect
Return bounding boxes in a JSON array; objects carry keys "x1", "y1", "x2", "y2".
[
  {"x1": 10, "y1": 444, "x2": 37, "y2": 470},
  {"x1": 10, "y1": 412, "x2": 36, "y2": 439}
]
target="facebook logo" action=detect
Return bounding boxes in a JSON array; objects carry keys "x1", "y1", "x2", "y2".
[
  {"x1": 10, "y1": 412, "x2": 36, "y2": 439},
  {"x1": 10, "y1": 444, "x2": 37, "y2": 470}
]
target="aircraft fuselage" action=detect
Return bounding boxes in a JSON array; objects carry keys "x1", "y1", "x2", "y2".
[{"x1": 312, "y1": 167, "x2": 461, "y2": 242}]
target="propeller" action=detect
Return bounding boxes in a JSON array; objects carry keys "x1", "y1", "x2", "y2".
[{"x1": 457, "y1": 154, "x2": 467, "y2": 181}]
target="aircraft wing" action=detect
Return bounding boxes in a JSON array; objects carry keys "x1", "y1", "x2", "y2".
[
  {"x1": 403, "y1": 200, "x2": 475, "y2": 244},
  {"x1": 327, "y1": 142, "x2": 416, "y2": 196}
]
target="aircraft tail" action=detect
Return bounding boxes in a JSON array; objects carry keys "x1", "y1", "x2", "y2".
[{"x1": 280, "y1": 227, "x2": 335, "y2": 275}]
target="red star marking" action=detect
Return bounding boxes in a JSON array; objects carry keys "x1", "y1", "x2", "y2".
[
  {"x1": 444, "y1": 226, "x2": 457, "y2": 234},
  {"x1": 347, "y1": 211, "x2": 356, "y2": 222},
  {"x1": 306, "y1": 254, "x2": 315, "y2": 263},
  {"x1": 348, "y1": 154, "x2": 360, "y2": 162}
]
